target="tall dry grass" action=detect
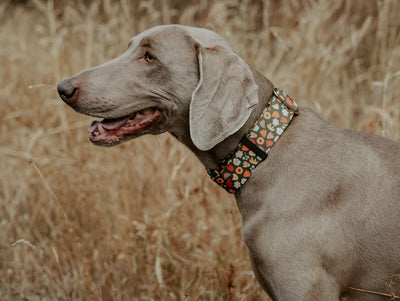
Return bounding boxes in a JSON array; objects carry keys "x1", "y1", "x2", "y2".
[{"x1": 0, "y1": 0, "x2": 399, "y2": 300}]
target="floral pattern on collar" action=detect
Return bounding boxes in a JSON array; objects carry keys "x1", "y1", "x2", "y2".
[{"x1": 207, "y1": 88, "x2": 299, "y2": 194}]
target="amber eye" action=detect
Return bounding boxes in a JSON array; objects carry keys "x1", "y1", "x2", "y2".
[{"x1": 144, "y1": 52, "x2": 155, "y2": 63}]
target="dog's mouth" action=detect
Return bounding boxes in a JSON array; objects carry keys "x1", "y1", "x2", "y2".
[{"x1": 88, "y1": 107, "x2": 162, "y2": 146}]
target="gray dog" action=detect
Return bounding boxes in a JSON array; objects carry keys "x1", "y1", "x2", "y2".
[{"x1": 57, "y1": 25, "x2": 400, "y2": 300}]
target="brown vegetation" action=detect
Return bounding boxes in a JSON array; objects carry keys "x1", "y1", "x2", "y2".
[{"x1": 1, "y1": 0, "x2": 399, "y2": 300}]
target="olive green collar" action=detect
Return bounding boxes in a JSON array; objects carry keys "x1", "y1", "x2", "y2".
[{"x1": 207, "y1": 88, "x2": 299, "y2": 194}]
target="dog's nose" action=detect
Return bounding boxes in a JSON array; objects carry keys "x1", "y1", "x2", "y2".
[{"x1": 57, "y1": 79, "x2": 77, "y2": 103}]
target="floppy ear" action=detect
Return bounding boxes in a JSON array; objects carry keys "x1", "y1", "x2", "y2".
[{"x1": 189, "y1": 46, "x2": 259, "y2": 151}]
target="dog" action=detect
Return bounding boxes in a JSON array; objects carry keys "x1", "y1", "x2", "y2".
[{"x1": 57, "y1": 25, "x2": 400, "y2": 300}]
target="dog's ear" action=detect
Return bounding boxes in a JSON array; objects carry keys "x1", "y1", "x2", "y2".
[{"x1": 189, "y1": 45, "x2": 259, "y2": 151}]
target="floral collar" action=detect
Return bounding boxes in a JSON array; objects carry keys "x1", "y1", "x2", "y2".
[{"x1": 207, "y1": 88, "x2": 299, "y2": 194}]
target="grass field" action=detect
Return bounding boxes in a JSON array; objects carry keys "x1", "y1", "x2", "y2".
[{"x1": 1, "y1": 0, "x2": 399, "y2": 300}]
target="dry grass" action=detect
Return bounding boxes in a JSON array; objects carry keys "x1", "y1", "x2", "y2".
[{"x1": 0, "y1": 0, "x2": 399, "y2": 300}]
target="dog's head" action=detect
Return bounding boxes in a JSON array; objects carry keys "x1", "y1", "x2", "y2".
[{"x1": 58, "y1": 25, "x2": 258, "y2": 150}]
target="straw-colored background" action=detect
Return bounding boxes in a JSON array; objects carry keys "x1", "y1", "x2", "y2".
[{"x1": 1, "y1": 0, "x2": 399, "y2": 300}]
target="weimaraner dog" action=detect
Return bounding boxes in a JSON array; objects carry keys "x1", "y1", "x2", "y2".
[{"x1": 57, "y1": 25, "x2": 400, "y2": 300}]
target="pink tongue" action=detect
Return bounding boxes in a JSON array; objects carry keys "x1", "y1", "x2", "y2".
[{"x1": 101, "y1": 116, "x2": 129, "y2": 130}]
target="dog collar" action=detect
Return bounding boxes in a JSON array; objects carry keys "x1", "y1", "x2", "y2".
[{"x1": 207, "y1": 88, "x2": 298, "y2": 194}]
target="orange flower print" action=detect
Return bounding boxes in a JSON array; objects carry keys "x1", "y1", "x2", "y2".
[
  {"x1": 243, "y1": 170, "x2": 251, "y2": 177},
  {"x1": 272, "y1": 111, "x2": 280, "y2": 118},
  {"x1": 236, "y1": 167, "x2": 243, "y2": 174},
  {"x1": 264, "y1": 112, "x2": 271, "y2": 119},
  {"x1": 286, "y1": 96, "x2": 293, "y2": 106},
  {"x1": 257, "y1": 137, "x2": 264, "y2": 145},
  {"x1": 216, "y1": 178, "x2": 224, "y2": 184}
]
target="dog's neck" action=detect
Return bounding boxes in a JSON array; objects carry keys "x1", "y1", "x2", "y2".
[{"x1": 170, "y1": 70, "x2": 275, "y2": 169}]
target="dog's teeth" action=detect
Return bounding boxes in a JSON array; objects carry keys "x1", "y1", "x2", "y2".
[
  {"x1": 94, "y1": 131, "x2": 99, "y2": 136},
  {"x1": 98, "y1": 124, "x2": 106, "y2": 134}
]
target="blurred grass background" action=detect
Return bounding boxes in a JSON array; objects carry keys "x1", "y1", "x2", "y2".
[{"x1": 0, "y1": 0, "x2": 399, "y2": 300}]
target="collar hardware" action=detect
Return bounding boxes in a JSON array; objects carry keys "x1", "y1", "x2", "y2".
[{"x1": 207, "y1": 88, "x2": 298, "y2": 194}]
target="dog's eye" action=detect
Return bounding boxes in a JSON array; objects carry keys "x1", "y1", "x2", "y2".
[{"x1": 144, "y1": 52, "x2": 156, "y2": 63}]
